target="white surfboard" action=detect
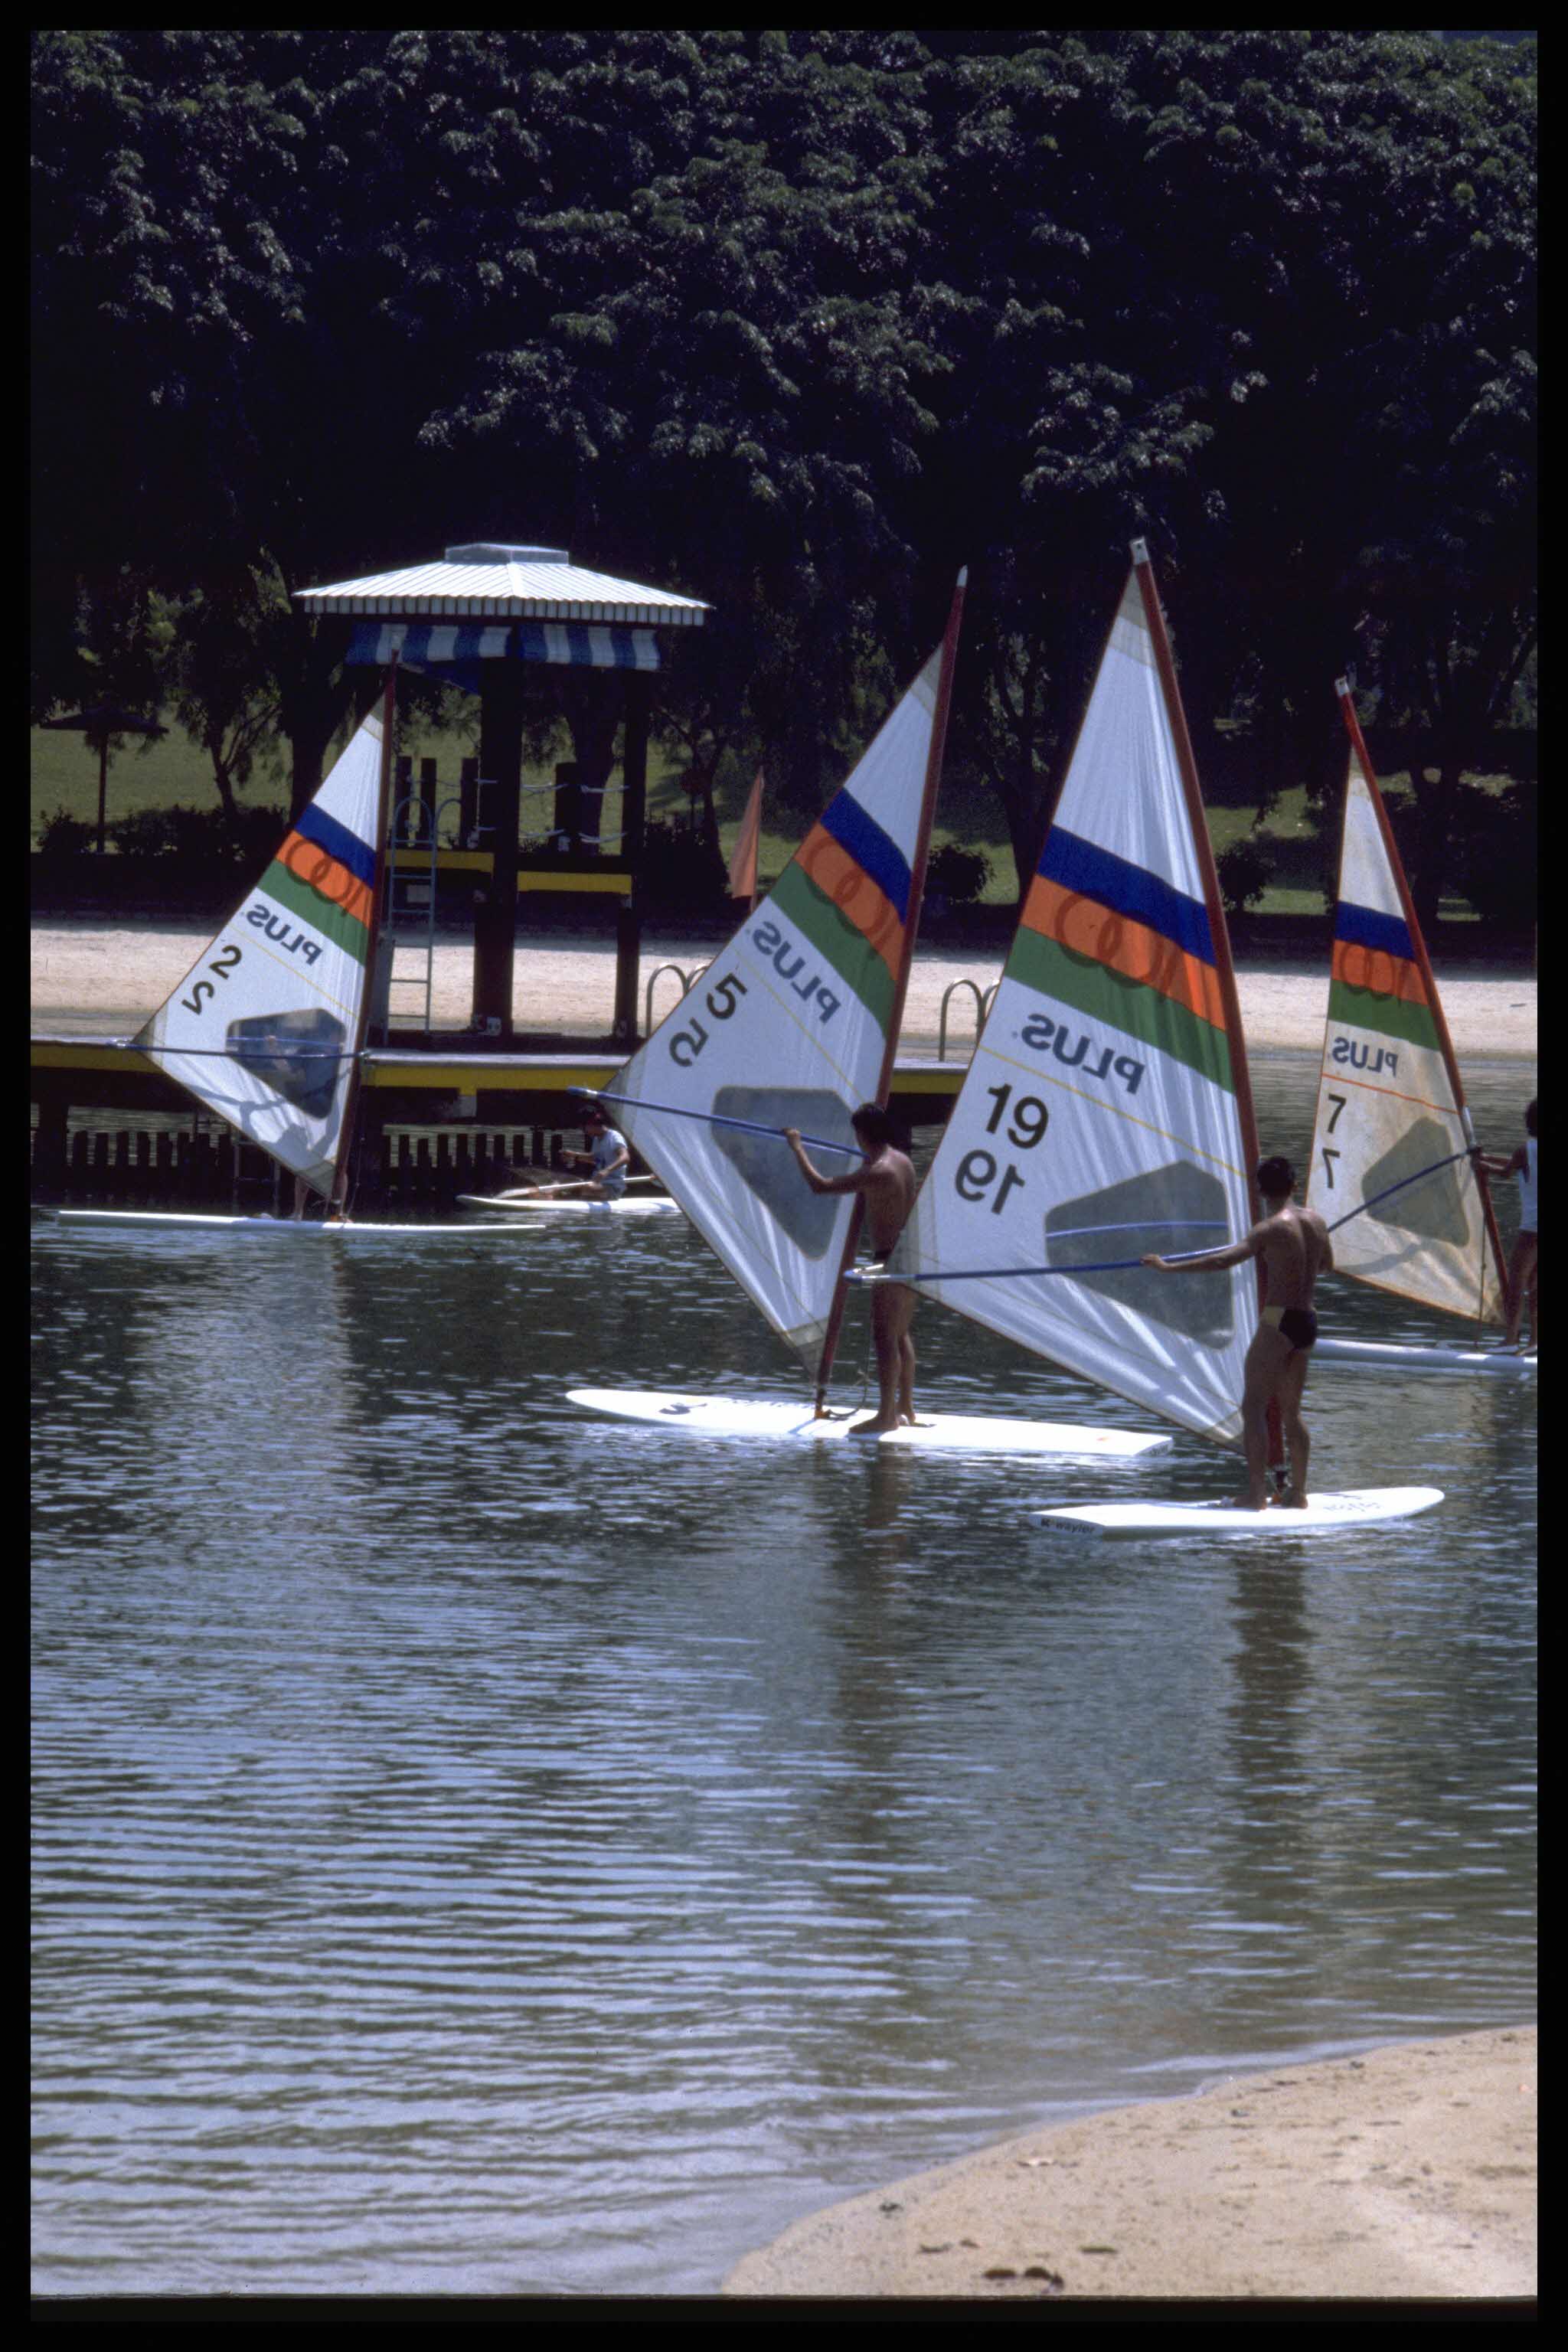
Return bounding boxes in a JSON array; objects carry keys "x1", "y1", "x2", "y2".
[
  {"x1": 1038, "y1": 1485, "x2": 1443, "y2": 1536},
  {"x1": 456, "y1": 1194, "x2": 680, "y2": 1217},
  {"x1": 568, "y1": 1387, "x2": 1171, "y2": 1458},
  {"x1": 1314, "y1": 1337, "x2": 1535, "y2": 1377},
  {"x1": 48, "y1": 1207, "x2": 543, "y2": 1236}
]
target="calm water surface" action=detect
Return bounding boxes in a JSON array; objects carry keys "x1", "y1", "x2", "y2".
[{"x1": 31, "y1": 1056, "x2": 1536, "y2": 2295}]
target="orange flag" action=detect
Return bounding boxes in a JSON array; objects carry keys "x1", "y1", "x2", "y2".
[{"x1": 727, "y1": 770, "x2": 763, "y2": 906}]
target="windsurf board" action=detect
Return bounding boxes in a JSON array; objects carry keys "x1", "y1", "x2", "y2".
[
  {"x1": 1314, "y1": 1337, "x2": 1534, "y2": 1377},
  {"x1": 1038, "y1": 1486, "x2": 1444, "y2": 1536},
  {"x1": 568, "y1": 1387, "x2": 1171, "y2": 1457}
]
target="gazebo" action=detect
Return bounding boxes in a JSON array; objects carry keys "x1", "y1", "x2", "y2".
[{"x1": 294, "y1": 544, "x2": 708, "y2": 1044}]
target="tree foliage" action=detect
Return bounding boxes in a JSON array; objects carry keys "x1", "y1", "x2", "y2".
[{"x1": 31, "y1": 29, "x2": 1535, "y2": 913}]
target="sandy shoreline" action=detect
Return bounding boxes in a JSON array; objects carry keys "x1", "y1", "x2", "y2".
[
  {"x1": 28, "y1": 923, "x2": 1537, "y2": 1060},
  {"x1": 724, "y1": 2027, "x2": 1536, "y2": 2301}
]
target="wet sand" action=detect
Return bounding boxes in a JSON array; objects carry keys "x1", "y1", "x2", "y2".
[
  {"x1": 28, "y1": 923, "x2": 1538, "y2": 1059},
  {"x1": 724, "y1": 2027, "x2": 1536, "y2": 2302}
]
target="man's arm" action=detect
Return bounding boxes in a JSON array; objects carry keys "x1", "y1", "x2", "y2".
[
  {"x1": 783, "y1": 1128, "x2": 873, "y2": 1198},
  {"x1": 1142, "y1": 1225, "x2": 1263, "y2": 1275}
]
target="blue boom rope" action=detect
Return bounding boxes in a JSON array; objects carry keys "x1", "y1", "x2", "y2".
[
  {"x1": 569, "y1": 1086, "x2": 864, "y2": 1160},
  {"x1": 863, "y1": 1149, "x2": 1476, "y2": 1286}
]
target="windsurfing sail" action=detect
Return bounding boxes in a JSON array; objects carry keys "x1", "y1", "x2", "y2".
[
  {"x1": 135, "y1": 685, "x2": 395, "y2": 1200},
  {"x1": 1304, "y1": 683, "x2": 1505, "y2": 1325},
  {"x1": 728, "y1": 770, "x2": 763, "y2": 907},
  {"x1": 601, "y1": 576, "x2": 965, "y2": 1386},
  {"x1": 885, "y1": 544, "x2": 1261, "y2": 1448}
]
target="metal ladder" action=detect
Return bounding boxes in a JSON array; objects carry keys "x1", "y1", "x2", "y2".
[{"x1": 385, "y1": 792, "x2": 463, "y2": 1034}]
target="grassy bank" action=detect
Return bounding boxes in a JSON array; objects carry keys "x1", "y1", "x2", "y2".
[{"x1": 31, "y1": 720, "x2": 1499, "y2": 927}]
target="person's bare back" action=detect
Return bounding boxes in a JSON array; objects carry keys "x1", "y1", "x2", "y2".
[{"x1": 1254, "y1": 1198, "x2": 1331, "y2": 1313}]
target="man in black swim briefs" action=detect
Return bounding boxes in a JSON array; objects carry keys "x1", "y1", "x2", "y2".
[{"x1": 1142, "y1": 1156, "x2": 1333, "y2": 1511}]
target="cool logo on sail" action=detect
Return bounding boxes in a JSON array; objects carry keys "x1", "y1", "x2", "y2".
[
  {"x1": 746, "y1": 918, "x2": 844, "y2": 1024},
  {"x1": 1331, "y1": 1036, "x2": 1399, "y2": 1076},
  {"x1": 668, "y1": 972, "x2": 753, "y2": 1068},
  {"x1": 798, "y1": 829, "x2": 901, "y2": 961},
  {"x1": 1021, "y1": 1012, "x2": 1146, "y2": 1096}
]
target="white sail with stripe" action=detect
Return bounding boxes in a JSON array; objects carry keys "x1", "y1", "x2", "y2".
[
  {"x1": 135, "y1": 707, "x2": 390, "y2": 1198},
  {"x1": 1304, "y1": 684, "x2": 1505, "y2": 1325},
  {"x1": 603, "y1": 582, "x2": 965, "y2": 1381},
  {"x1": 887, "y1": 545, "x2": 1260, "y2": 1447}
]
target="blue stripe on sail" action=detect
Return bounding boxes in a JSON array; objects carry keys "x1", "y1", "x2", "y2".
[
  {"x1": 296, "y1": 799, "x2": 376, "y2": 884},
  {"x1": 1335, "y1": 898, "x2": 1415, "y2": 961},
  {"x1": 346, "y1": 620, "x2": 660, "y2": 672},
  {"x1": 819, "y1": 791, "x2": 911, "y2": 921},
  {"x1": 1040, "y1": 828, "x2": 1214, "y2": 965}
]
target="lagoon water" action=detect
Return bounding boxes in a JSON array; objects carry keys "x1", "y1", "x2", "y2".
[{"x1": 31, "y1": 1055, "x2": 1536, "y2": 2296}]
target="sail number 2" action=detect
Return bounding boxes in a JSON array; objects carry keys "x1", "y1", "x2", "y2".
[
  {"x1": 956, "y1": 1083, "x2": 1050, "y2": 1213},
  {"x1": 180, "y1": 942, "x2": 243, "y2": 1016}
]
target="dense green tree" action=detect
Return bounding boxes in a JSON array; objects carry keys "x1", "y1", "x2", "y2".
[{"x1": 31, "y1": 28, "x2": 1535, "y2": 913}]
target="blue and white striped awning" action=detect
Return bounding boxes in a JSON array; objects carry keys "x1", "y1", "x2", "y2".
[
  {"x1": 345, "y1": 619, "x2": 662, "y2": 676},
  {"x1": 296, "y1": 543, "x2": 707, "y2": 682}
]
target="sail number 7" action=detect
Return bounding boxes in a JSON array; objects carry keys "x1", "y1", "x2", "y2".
[
  {"x1": 1319, "y1": 1093, "x2": 1347, "y2": 1189},
  {"x1": 956, "y1": 1084, "x2": 1050, "y2": 1214}
]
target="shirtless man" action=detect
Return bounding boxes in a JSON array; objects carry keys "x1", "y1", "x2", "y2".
[
  {"x1": 1142, "y1": 1155, "x2": 1333, "y2": 1510},
  {"x1": 783, "y1": 1103, "x2": 918, "y2": 1435}
]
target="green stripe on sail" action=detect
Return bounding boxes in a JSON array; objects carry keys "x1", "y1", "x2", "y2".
[
  {"x1": 260, "y1": 861, "x2": 372, "y2": 965},
  {"x1": 769, "y1": 861, "x2": 896, "y2": 1034},
  {"x1": 1009, "y1": 926, "x2": 1236, "y2": 1093},
  {"x1": 1328, "y1": 977, "x2": 1444, "y2": 1056}
]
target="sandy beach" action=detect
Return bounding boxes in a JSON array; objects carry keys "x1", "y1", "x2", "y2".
[
  {"x1": 724, "y1": 2027, "x2": 1536, "y2": 2302},
  {"x1": 28, "y1": 922, "x2": 1538, "y2": 1060}
]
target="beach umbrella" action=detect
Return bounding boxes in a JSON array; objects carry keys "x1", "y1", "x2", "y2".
[{"x1": 38, "y1": 703, "x2": 167, "y2": 854}]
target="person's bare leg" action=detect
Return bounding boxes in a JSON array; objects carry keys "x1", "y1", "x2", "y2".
[
  {"x1": 851, "y1": 1288, "x2": 910, "y2": 1434},
  {"x1": 1231, "y1": 1329, "x2": 1288, "y2": 1508},
  {"x1": 1278, "y1": 1348, "x2": 1312, "y2": 1505}
]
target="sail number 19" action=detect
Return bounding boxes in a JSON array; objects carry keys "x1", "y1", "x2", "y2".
[{"x1": 955, "y1": 1083, "x2": 1050, "y2": 1214}]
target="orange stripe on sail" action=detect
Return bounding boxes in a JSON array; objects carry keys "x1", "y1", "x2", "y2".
[
  {"x1": 1022, "y1": 873, "x2": 1227, "y2": 1031},
  {"x1": 276, "y1": 834, "x2": 375, "y2": 930},
  {"x1": 796, "y1": 825, "x2": 904, "y2": 977},
  {"x1": 1330, "y1": 938, "x2": 1430, "y2": 1008}
]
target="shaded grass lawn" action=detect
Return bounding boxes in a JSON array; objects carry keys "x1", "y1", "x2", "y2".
[{"x1": 35, "y1": 720, "x2": 1489, "y2": 923}]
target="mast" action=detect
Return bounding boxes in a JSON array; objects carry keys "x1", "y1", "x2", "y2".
[
  {"x1": 328, "y1": 658, "x2": 399, "y2": 1218},
  {"x1": 1334, "y1": 678, "x2": 1508, "y2": 1299},
  {"x1": 812, "y1": 568, "x2": 967, "y2": 1413},
  {"x1": 1132, "y1": 541, "x2": 1281, "y2": 1469}
]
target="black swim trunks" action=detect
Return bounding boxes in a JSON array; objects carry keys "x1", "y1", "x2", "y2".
[{"x1": 1278, "y1": 1306, "x2": 1317, "y2": 1351}]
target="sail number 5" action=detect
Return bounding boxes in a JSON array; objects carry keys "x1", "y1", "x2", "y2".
[{"x1": 956, "y1": 1083, "x2": 1050, "y2": 1214}]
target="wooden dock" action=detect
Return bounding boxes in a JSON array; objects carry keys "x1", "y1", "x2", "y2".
[{"x1": 30, "y1": 1035, "x2": 964, "y2": 1209}]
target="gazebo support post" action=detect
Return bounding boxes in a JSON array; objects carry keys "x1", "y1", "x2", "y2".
[
  {"x1": 473, "y1": 662, "x2": 527, "y2": 1038},
  {"x1": 613, "y1": 672, "x2": 652, "y2": 1047}
]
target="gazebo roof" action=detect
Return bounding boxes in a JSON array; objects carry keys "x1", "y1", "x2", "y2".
[{"x1": 295, "y1": 544, "x2": 707, "y2": 629}]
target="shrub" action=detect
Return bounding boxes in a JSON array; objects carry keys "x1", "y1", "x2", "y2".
[
  {"x1": 926, "y1": 841, "x2": 992, "y2": 907},
  {"x1": 638, "y1": 817, "x2": 728, "y2": 914},
  {"x1": 108, "y1": 804, "x2": 287, "y2": 864},
  {"x1": 35, "y1": 806, "x2": 96, "y2": 858},
  {"x1": 1216, "y1": 837, "x2": 1272, "y2": 915}
]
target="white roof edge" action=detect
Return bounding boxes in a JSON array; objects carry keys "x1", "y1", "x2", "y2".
[{"x1": 293, "y1": 551, "x2": 709, "y2": 625}]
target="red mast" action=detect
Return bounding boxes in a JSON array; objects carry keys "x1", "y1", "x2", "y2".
[
  {"x1": 1334, "y1": 677, "x2": 1508, "y2": 1303},
  {"x1": 1133, "y1": 541, "x2": 1281, "y2": 1472},
  {"x1": 328, "y1": 657, "x2": 399, "y2": 1220},
  {"x1": 813, "y1": 569, "x2": 968, "y2": 1414}
]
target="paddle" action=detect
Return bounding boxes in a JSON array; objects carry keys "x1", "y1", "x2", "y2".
[{"x1": 486, "y1": 1173, "x2": 659, "y2": 1201}]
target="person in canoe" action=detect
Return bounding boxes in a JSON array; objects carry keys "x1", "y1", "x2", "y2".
[
  {"x1": 783, "y1": 1104, "x2": 918, "y2": 1436},
  {"x1": 552, "y1": 1102, "x2": 631, "y2": 1200},
  {"x1": 1142, "y1": 1156, "x2": 1333, "y2": 1510}
]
